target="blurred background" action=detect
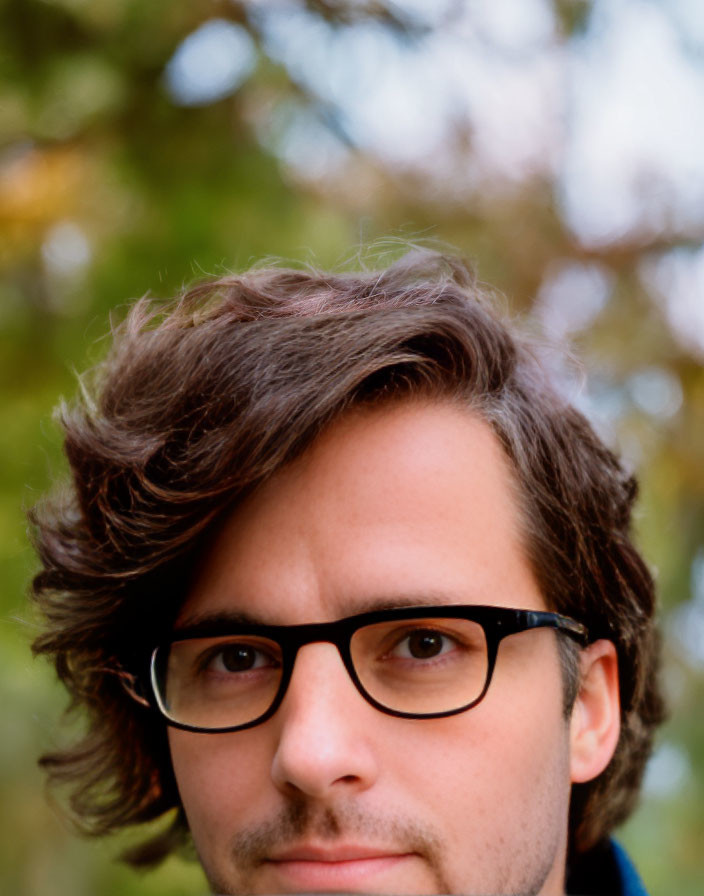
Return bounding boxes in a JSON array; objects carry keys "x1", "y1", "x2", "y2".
[{"x1": 1, "y1": 1, "x2": 703, "y2": 894}]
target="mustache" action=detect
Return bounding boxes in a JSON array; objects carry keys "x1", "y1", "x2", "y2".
[{"x1": 230, "y1": 798, "x2": 443, "y2": 869}]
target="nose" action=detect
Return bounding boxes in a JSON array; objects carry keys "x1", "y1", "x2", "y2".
[{"x1": 270, "y1": 642, "x2": 380, "y2": 800}]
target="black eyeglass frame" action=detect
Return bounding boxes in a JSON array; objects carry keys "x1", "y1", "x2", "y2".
[{"x1": 147, "y1": 604, "x2": 589, "y2": 734}]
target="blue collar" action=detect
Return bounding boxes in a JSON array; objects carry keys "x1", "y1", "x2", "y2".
[{"x1": 610, "y1": 840, "x2": 648, "y2": 896}]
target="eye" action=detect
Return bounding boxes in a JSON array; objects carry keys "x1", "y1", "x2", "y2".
[
  {"x1": 391, "y1": 628, "x2": 457, "y2": 661},
  {"x1": 204, "y1": 641, "x2": 278, "y2": 675}
]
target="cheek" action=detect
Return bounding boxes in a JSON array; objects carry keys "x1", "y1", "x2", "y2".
[
  {"x1": 391, "y1": 675, "x2": 571, "y2": 843},
  {"x1": 169, "y1": 729, "x2": 275, "y2": 842}
]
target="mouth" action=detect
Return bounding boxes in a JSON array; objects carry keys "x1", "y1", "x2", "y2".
[{"x1": 263, "y1": 843, "x2": 417, "y2": 890}]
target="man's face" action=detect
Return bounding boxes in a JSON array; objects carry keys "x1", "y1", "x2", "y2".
[{"x1": 169, "y1": 401, "x2": 575, "y2": 895}]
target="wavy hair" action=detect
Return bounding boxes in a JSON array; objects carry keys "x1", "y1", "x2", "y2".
[{"x1": 30, "y1": 249, "x2": 664, "y2": 865}]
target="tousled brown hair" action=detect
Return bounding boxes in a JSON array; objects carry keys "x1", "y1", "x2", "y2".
[{"x1": 31, "y1": 250, "x2": 664, "y2": 865}]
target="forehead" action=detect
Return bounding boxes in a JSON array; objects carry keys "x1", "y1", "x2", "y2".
[{"x1": 181, "y1": 400, "x2": 543, "y2": 625}]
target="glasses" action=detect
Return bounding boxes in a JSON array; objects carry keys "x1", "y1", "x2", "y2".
[{"x1": 147, "y1": 605, "x2": 588, "y2": 733}]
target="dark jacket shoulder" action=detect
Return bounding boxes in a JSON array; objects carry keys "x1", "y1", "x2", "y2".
[{"x1": 567, "y1": 839, "x2": 648, "y2": 896}]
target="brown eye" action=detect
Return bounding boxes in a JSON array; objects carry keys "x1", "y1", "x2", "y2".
[
  {"x1": 391, "y1": 629, "x2": 454, "y2": 660},
  {"x1": 202, "y1": 641, "x2": 278, "y2": 675},
  {"x1": 218, "y1": 644, "x2": 260, "y2": 672},
  {"x1": 406, "y1": 630, "x2": 445, "y2": 659}
]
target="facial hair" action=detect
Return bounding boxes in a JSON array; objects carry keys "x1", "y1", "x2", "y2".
[{"x1": 199, "y1": 794, "x2": 556, "y2": 896}]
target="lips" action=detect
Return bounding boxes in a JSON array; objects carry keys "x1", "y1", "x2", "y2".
[
  {"x1": 263, "y1": 843, "x2": 415, "y2": 889},
  {"x1": 269, "y1": 843, "x2": 406, "y2": 862}
]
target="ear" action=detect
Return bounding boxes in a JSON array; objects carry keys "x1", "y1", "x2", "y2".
[{"x1": 569, "y1": 639, "x2": 621, "y2": 783}]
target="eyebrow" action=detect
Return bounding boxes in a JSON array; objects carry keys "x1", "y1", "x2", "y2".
[
  {"x1": 174, "y1": 590, "x2": 472, "y2": 635},
  {"x1": 173, "y1": 609, "x2": 262, "y2": 634},
  {"x1": 346, "y1": 590, "x2": 468, "y2": 615}
]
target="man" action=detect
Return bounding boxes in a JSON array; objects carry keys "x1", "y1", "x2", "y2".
[{"x1": 31, "y1": 250, "x2": 664, "y2": 895}]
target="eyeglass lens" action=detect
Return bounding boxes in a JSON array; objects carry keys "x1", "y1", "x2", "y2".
[{"x1": 154, "y1": 616, "x2": 490, "y2": 730}]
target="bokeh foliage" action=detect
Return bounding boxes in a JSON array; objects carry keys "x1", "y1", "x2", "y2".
[{"x1": 1, "y1": 1, "x2": 702, "y2": 894}]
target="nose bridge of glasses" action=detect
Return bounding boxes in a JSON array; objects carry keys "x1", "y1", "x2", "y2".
[
  {"x1": 283, "y1": 618, "x2": 356, "y2": 683},
  {"x1": 280, "y1": 616, "x2": 353, "y2": 656}
]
